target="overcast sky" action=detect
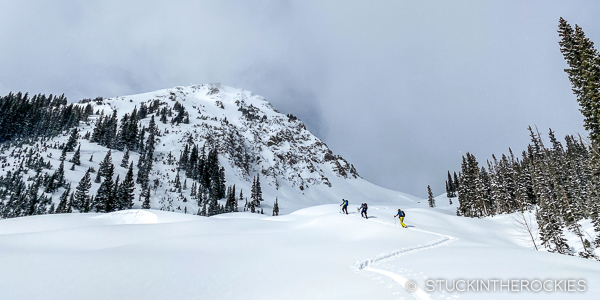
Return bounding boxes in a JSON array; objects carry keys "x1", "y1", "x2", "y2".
[{"x1": 2, "y1": 0, "x2": 599, "y2": 197}]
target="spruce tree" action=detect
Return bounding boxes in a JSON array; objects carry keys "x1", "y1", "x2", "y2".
[
  {"x1": 141, "y1": 186, "x2": 151, "y2": 209},
  {"x1": 70, "y1": 145, "x2": 81, "y2": 165},
  {"x1": 117, "y1": 163, "x2": 136, "y2": 210},
  {"x1": 94, "y1": 164, "x2": 114, "y2": 213},
  {"x1": 137, "y1": 120, "x2": 156, "y2": 189},
  {"x1": 273, "y1": 197, "x2": 279, "y2": 216},
  {"x1": 558, "y1": 18, "x2": 600, "y2": 145},
  {"x1": 64, "y1": 128, "x2": 79, "y2": 152},
  {"x1": 45, "y1": 160, "x2": 65, "y2": 193},
  {"x1": 255, "y1": 174, "x2": 262, "y2": 203},
  {"x1": 427, "y1": 185, "x2": 436, "y2": 208},
  {"x1": 112, "y1": 175, "x2": 120, "y2": 211},
  {"x1": 120, "y1": 148, "x2": 130, "y2": 168},
  {"x1": 55, "y1": 183, "x2": 71, "y2": 214},
  {"x1": 98, "y1": 150, "x2": 113, "y2": 178},
  {"x1": 447, "y1": 171, "x2": 456, "y2": 197},
  {"x1": 74, "y1": 168, "x2": 92, "y2": 210},
  {"x1": 68, "y1": 193, "x2": 75, "y2": 213}
]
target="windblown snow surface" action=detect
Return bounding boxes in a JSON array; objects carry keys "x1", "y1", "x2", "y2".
[{"x1": 1, "y1": 194, "x2": 599, "y2": 300}]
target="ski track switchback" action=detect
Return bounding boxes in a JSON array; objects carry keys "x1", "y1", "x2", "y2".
[{"x1": 354, "y1": 216, "x2": 458, "y2": 300}]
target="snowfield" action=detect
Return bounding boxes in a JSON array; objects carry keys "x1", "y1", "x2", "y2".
[{"x1": 1, "y1": 196, "x2": 599, "y2": 300}]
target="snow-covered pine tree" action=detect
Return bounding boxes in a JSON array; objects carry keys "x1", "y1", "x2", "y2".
[
  {"x1": 536, "y1": 196, "x2": 571, "y2": 255},
  {"x1": 64, "y1": 128, "x2": 79, "y2": 152},
  {"x1": 70, "y1": 145, "x2": 81, "y2": 165},
  {"x1": 477, "y1": 166, "x2": 492, "y2": 216},
  {"x1": 457, "y1": 153, "x2": 483, "y2": 217},
  {"x1": 141, "y1": 186, "x2": 151, "y2": 209},
  {"x1": 97, "y1": 150, "x2": 113, "y2": 178},
  {"x1": 558, "y1": 18, "x2": 600, "y2": 146},
  {"x1": 120, "y1": 148, "x2": 130, "y2": 168}
]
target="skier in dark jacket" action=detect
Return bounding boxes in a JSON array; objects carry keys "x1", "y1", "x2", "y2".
[
  {"x1": 340, "y1": 199, "x2": 349, "y2": 214},
  {"x1": 360, "y1": 203, "x2": 368, "y2": 219},
  {"x1": 394, "y1": 209, "x2": 407, "y2": 228}
]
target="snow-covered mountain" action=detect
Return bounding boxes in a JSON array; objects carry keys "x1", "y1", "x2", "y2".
[
  {"x1": 0, "y1": 84, "x2": 416, "y2": 216},
  {"x1": 2, "y1": 85, "x2": 600, "y2": 300}
]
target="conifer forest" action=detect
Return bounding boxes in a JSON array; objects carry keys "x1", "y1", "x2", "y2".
[{"x1": 447, "y1": 18, "x2": 600, "y2": 260}]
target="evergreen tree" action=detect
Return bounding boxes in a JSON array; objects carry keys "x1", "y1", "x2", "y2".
[
  {"x1": 447, "y1": 171, "x2": 456, "y2": 197},
  {"x1": 225, "y1": 185, "x2": 237, "y2": 212},
  {"x1": 251, "y1": 174, "x2": 263, "y2": 207},
  {"x1": 70, "y1": 145, "x2": 81, "y2": 165},
  {"x1": 179, "y1": 144, "x2": 190, "y2": 171},
  {"x1": 558, "y1": 18, "x2": 600, "y2": 145},
  {"x1": 68, "y1": 193, "x2": 75, "y2": 213},
  {"x1": 141, "y1": 186, "x2": 151, "y2": 209},
  {"x1": 98, "y1": 150, "x2": 113, "y2": 178},
  {"x1": 64, "y1": 128, "x2": 79, "y2": 152},
  {"x1": 120, "y1": 148, "x2": 130, "y2": 168},
  {"x1": 60, "y1": 147, "x2": 67, "y2": 162},
  {"x1": 112, "y1": 175, "x2": 121, "y2": 210},
  {"x1": 137, "y1": 118, "x2": 156, "y2": 189},
  {"x1": 427, "y1": 185, "x2": 436, "y2": 208},
  {"x1": 174, "y1": 171, "x2": 181, "y2": 190},
  {"x1": 453, "y1": 172, "x2": 460, "y2": 191},
  {"x1": 74, "y1": 168, "x2": 92, "y2": 210},
  {"x1": 273, "y1": 197, "x2": 279, "y2": 216},
  {"x1": 45, "y1": 160, "x2": 65, "y2": 193},
  {"x1": 94, "y1": 163, "x2": 115, "y2": 213},
  {"x1": 116, "y1": 163, "x2": 136, "y2": 210},
  {"x1": 55, "y1": 183, "x2": 71, "y2": 213}
]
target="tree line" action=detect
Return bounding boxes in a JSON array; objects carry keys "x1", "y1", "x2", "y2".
[
  {"x1": 444, "y1": 18, "x2": 600, "y2": 260},
  {"x1": 0, "y1": 95, "x2": 272, "y2": 220}
]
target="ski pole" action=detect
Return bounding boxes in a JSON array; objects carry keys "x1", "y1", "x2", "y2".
[{"x1": 394, "y1": 217, "x2": 396, "y2": 227}]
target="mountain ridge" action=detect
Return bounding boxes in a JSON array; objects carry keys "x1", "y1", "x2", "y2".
[{"x1": 0, "y1": 84, "x2": 415, "y2": 217}]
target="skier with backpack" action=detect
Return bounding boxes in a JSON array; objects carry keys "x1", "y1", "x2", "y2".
[
  {"x1": 394, "y1": 209, "x2": 407, "y2": 228},
  {"x1": 359, "y1": 203, "x2": 368, "y2": 219},
  {"x1": 340, "y1": 199, "x2": 349, "y2": 214}
]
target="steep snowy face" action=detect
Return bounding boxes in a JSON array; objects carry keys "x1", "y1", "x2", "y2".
[{"x1": 99, "y1": 84, "x2": 358, "y2": 190}]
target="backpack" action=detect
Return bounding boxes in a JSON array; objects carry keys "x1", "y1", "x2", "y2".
[
  {"x1": 363, "y1": 203, "x2": 368, "y2": 210},
  {"x1": 400, "y1": 210, "x2": 405, "y2": 218}
]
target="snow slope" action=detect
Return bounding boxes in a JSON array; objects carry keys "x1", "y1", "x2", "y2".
[
  {"x1": 1, "y1": 84, "x2": 598, "y2": 299},
  {"x1": 1, "y1": 198, "x2": 598, "y2": 300},
  {"x1": 0, "y1": 83, "x2": 418, "y2": 215}
]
